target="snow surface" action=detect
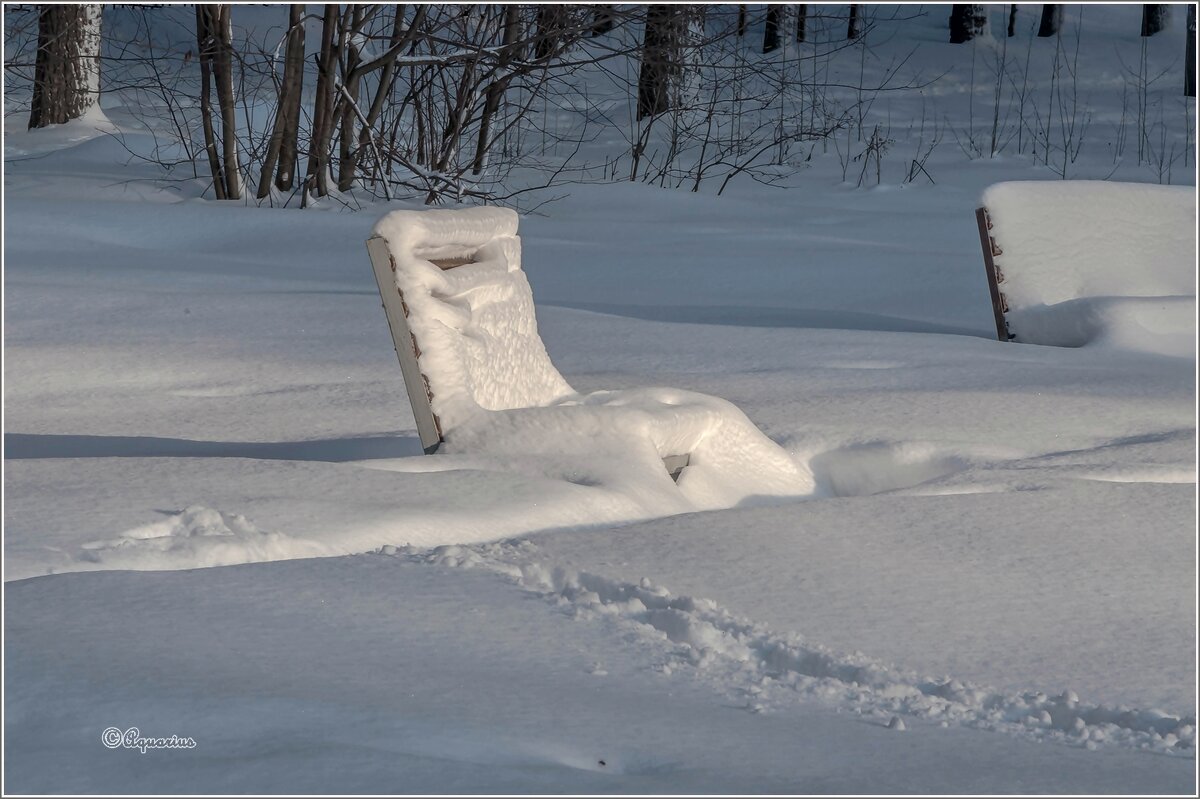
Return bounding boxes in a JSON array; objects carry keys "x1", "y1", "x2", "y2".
[
  {"x1": 983, "y1": 181, "x2": 1197, "y2": 353},
  {"x1": 4, "y1": 3, "x2": 1197, "y2": 794},
  {"x1": 6, "y1": 553, "x2": 1192, "y2": 795}
]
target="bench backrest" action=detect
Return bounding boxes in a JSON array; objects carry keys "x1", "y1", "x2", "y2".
[
  {"x1": 977, "y1": 181, "x2": 1196, "y2": 342},
  {"x1": 367, "y1": 207, "x2": 573, "y2": 452}
]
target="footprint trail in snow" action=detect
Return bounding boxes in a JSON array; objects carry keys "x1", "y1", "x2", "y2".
[{"x1": 378, "y1": 540, "x2": 1196, "y2": 758}]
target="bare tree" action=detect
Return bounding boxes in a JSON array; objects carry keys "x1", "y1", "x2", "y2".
[
  {"x1": 1141, "y1": 5, "x2": 1168, "y2": 37},
  {"x1": 211, "y1": 5, "x2": 240, "y2": 199},
  {"x1": 624, "y1": 5, "x2": 929, "y2": 193},
  {"x1": 195, "y1": 7, "x2": 224, "y2": 198},
  {"x1": 195, "y1": 4, "x2": 240, "y2": 199},
  {"x1": 639, "y1": 4, "x2": 678, "y2": 118},
  {"x1": 763, "y1": 5, "x2": 783, "y2": 53},
  {"x1": 592, "y1": 5, "x2": 614, "y2": 36},
  {"x1": 535, "y1": 5, "x2": 569, "y2": 60},
  {"x1": 372, "y1": 4, "x2": 591, "y2": 202},
  {"x1": 335, "y1": 6, "x2": 368, "y2": 192},
  {"x1": 346, "y1": 6, "x2": 428, "y2": 193},
  {"x1": 304, "y1": 5, "x2": 338, "y2": 200},
  {"x1": 29, "y1": 4, "x2": 101, "y2": 129},
  {"x1": 15, "y1": 5, "x2": 954, "y2": 207},
  {"x1": 1038, "y1": 5, "x2": 1062, "y2": 38},
  {"x1": 797, "y1": 5, "x2": 807, "y2": 44},
  {"x1": 257, "y1": 4, "x2": 305, "y2": 198},
  {"x1": 1007, "y1": 4, "x2": 1018, "y2": 37},
  {"x1": 949, "y1": 5, "x2": 987, "y2": 44},
  {"x1": 1186, "y1": 5, "x2": 1196, "y2": 97},
  {"x1": 848, "y1": 5, "x2": 861, "y2": 40},
  {"x1": 473, "y1": 5, "x2": 523, "y2": 174}
]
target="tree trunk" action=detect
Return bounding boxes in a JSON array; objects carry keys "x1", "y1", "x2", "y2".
[
  {"x1": 337, "y1": 6, "x2": 365, "y2": 192},
  {"x1": 358, "y1": 6, "x2": 411, "y2": 184},
  {"x1": 847, "y1": 5, "x2": 860, "y2": 40},
  {"x1": 675, "y1": 5, "x2": 703, "y2": 110},
  {"x1": 736, "y1": 5, "x2": 746, "y2": 38},
  {"x1": 305, "y1": 5, "x2": 338, "y2": 199},
  {"x1": 510, "y1": 6, "x2": 530, "y2": 61},
  {"x1": 262, "y1": 4, "x2": 305, "y2": 195},
  {"x1": 763, "y1": 5, "x2": 782, "y2": 53},
  {"x1": 534, "y1": 5, "x2": 567, "y2": 60},
  {"x1": 473, "y1": 5, "x2": 522, "y2": 174},
  {"x1": 1186, "y1": 5, "x2": 1196, "y2": 97},
  {"x1": 797, "y1": 5, "x2": 807, "y2": 43},
  {"x1": 195, "y1": 6, "x2": 226, "y2": 199},
  {"x1": 949, "y1": 5, "x2": 987, "y2": 44},
  {"x1": 1008, "y1": 4, "x2": 1018, "y2": 37},
  {"x1": 29, "y1": 4, "x2": 101, "y2": 129},
  {"x1": 592, "y1": 5, "x2": 614, "y2": 36},
  {"x1": 1141, "y1": 5, "x2": 1168, "y2": 37},
  {"x1": 211, "y1": 5, "x2": 240, "y2": 199},
  {"x1": 637, "y1": 4, "x2": 675, "y2": 119},
  {"x1": 1038, "y1": 5, "x2": 1062, "y2": 38}
]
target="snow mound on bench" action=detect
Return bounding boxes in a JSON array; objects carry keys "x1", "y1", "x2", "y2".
[
  {"x1": 982, "y1": 181, "x2": 1196, "y2": 355},
  {"x1": 445, "y1": 387, "x2": 814, "y2": 512},
  {"x1": 373, "y1": 207, "x2": 574, "y2": 427},
  {"x1": 372, "y1": 207, "x2": 814, "y2": 507}
]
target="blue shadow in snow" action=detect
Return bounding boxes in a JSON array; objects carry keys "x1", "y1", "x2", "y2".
[
  {"x1": 4, "y1": 433, "x2": 422, "y2": 462},
  {"x1": 544, "y1": 302, "x2": 989, "y2": 338}
]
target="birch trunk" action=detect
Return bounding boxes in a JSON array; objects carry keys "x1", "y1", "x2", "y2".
[{"x1": 29, "y1": 4, "x2": 102, "y2": 129}]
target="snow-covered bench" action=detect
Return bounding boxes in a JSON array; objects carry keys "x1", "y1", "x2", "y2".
[
  {"x1": 366, "y1": 207, "x2": 813, "y2": 505},
  {"x1": 976, "y1": 181, "x2": 1196, "y2": 354}
]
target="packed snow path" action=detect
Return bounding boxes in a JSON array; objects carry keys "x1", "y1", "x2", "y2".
[{"x1": 387, "y1": 539, "x2": 1195, "y2": 755}]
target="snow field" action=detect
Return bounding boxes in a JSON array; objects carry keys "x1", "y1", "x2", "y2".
[
  {"x1": 4, "y1": 3, "x2": 1196, "y2": 792},
  {"x1": 5, "y1": 552, "x2": 1195, "y2": 794}
]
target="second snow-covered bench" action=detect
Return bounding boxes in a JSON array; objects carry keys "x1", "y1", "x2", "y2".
[
  {"x1": 976, "y1": 181, "x2": 1196, "y2": 352},
  {"x1": 366, "y1": 207, "x2": 813, "y2": 505}
]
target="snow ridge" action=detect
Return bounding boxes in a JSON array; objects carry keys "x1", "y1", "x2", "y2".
[
  {"x1": 78, "y1": 506, "x2": 331, "y2": 571},
  {"x1": 380, "y1": 540, "x2": 1196, "y2": 757}
]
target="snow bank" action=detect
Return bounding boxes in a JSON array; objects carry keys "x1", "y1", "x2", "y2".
[
  {"x1": 372, "y1": 207, "x2": 815, "y2": 507},
  {"x1": 982, "y1": 181, "x2": 1196, "y2": 355},
  {"x1": 1003, "y1": 295, "x2": 1196, "y2": 358},
  {"x1": 2, "y1": 104, "x2": 117, "y2": 159}
]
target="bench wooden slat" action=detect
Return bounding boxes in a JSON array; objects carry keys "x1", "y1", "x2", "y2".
[
  {"x1": 975, "y1": 207, "x2": 1013, "y2": 342},
  {"x1": 662, "y1": 453, "x2": 690, "y2": 482},
  {"x1": 366, "y1": 235, "x2": 444, "y2": 454},
  {"x1": 429, "y1": 256, "x2": 475, "y2": 270}
]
